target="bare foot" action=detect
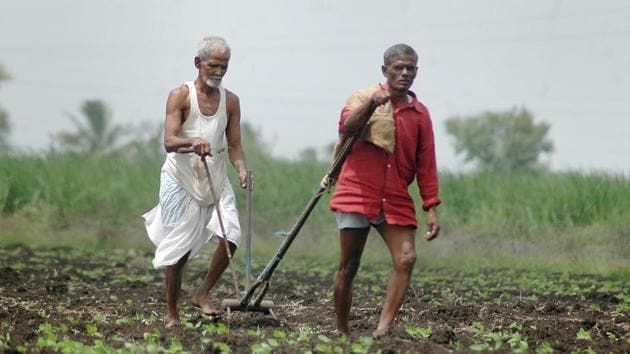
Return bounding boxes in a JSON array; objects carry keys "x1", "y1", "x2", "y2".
[
  {"x1": 372, "y1": 326, "x2": 390, "y2": 339},
  {"x1": 165, "y1": 317, "x2": 180, "y2": 329},
  {"x1": 191, "y1": 294, "x2": 220, "y2": 316}
]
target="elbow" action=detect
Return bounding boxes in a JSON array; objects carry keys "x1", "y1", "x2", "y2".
[
  {"x1": 163, "y1": 137, "x2": 177, "y2": 153},
  {"x1": 343, "y1": 121, "x2": 354, "y2": 133},
  {"x1": 343, "y1": 120, "x2": 360, "y2": 135}
]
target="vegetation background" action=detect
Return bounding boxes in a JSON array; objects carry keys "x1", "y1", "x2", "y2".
[{"x1": 1, "y1": 120, "x2": 628, "y2": 278}]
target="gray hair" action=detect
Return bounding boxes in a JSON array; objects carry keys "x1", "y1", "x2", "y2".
[
  {"x1": 383, "y1": 43, "x2": 417, "y2": 66},
  {"x1": 197, "y1": 36, "x2": 231, "y2": 59}
]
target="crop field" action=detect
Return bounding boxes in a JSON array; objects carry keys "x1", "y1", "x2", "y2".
[
  {"x1": 1, "y1": 153, "x2": 629, "y2": 352},
  {"x1": 1, "y1": 244, "x2": 628, "y2": 353}
]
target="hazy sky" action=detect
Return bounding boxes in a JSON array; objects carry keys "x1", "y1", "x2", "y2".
[{"x1": 1, "y1": 0, "x2": 629, "y2": 173}]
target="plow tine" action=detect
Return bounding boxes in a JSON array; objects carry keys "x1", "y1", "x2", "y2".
[{"x1": 252, "y1": 281, "x2": 269, "y2": 307}]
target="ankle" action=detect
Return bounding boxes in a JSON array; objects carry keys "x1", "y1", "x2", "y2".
[{"x1": 336, "y1": 326, "x2": 349, "y2": 335}]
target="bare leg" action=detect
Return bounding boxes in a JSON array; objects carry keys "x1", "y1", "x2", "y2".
[
  {"x1": 372, "y1": 223, "x2": 416, "y2": 337},
  {"x1": 165, "y1": 251, "x2": 190, "y2": 328},
  {"x1": 334, "y1": 227, "x2": 369, "y2": 335},
  {"x1": 191, "y1": 239, "x2": 237, "y2": 315}
]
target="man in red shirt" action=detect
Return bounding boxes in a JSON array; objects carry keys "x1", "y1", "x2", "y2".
[{"x1": 329, "y1": 43, "x2": 441, "y2": 338}]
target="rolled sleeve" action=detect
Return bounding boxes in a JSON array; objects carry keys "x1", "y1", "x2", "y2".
[{"x1": 416, "y1": 107, "x2": 441, "y2": 211}]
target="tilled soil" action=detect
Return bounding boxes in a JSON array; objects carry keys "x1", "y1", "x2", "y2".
[{"x1": 0, "y1": 244, "x2": 628, "y2": 353}]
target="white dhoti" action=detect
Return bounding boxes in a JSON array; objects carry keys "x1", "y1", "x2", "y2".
[{"x1": 143, "y1": 170, "x2": 241, "y2": 269}]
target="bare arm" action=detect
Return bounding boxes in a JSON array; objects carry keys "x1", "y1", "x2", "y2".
[
  {"x1": 225, "y1": 90, "x2": 248, "y2": 188},
  {"x1": 163, "y1": 85, "x2": 210, "y2": 155},
  {"x1": 343, "y1": 89, "x2": 390, "y2": 134}
]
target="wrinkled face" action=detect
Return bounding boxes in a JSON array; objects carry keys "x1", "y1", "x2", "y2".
[
  {"x1": 195, "y1": 50, "x2": 230, "y2": 88},
  {"x1": 382, "y1": 54, "x2": 418, "y2": 93}
]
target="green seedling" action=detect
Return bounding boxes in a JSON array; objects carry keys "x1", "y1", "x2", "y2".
[{"x1": 576, "y1": 328, "x2": 591, "y2": 341}]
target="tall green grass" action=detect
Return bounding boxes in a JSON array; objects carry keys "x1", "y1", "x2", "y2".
[
  {"x1": 0, "y1": 151, "x2": 628, "y2": 275},
  {"x1": 439, "y1": 171, "x2": 630, "y2": 234},
  {"x1": 418, "y1": 171, "x2": 630, "y2": 275}
]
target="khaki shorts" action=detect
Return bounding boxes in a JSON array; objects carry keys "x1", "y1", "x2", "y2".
[{"x1": 335, "y1": 211, "x2": 385, "y2": 229}]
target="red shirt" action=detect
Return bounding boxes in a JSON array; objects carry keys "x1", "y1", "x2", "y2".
[{"x1": 329, "y1": 87, "x2": 441, "y2": 228}]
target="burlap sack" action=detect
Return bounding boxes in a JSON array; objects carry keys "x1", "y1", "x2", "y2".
[
  {"x1": 345, "y1": 85, "x2": 395, "y2": 153},
  {"x1": 324, "y1": 85, "x2": 396, "y2": 188}
]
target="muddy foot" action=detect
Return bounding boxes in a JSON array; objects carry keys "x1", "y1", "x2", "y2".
[
  {"x1": 190, "y1": 295, "x2": 220, "y2": 316},
  {"x1": 165, "y1": 317, "x2": 180, "y2": 329},
  {"x1": 372, "y1": 327, "x2": 390, "y2": 339}
]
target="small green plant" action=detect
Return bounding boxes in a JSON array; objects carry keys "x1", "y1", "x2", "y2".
[
  {"x1": 405, "y1": 325, "x2": 432, "y2": 340},
  {"x1": 167, "y1": 338, "x2": 184, "y2": 353},
  {"x1": 115, "y1": 316, "x2": 135, "y2": 325},
  {"x1": 471, "y1": 321, "x2": 485, "y2": 334},
  {"x1": 605, "y1": 332, "x2": 618, "y2": 342},
  {"x1": 12, "y1": 263, "x2": 26, "y2": 271},
  {"x1": 141, "y1": 311, "x2": 157, "y2": 325},
  {"x1": 317, "y1": 334, "x2": 331, "y2": 343},
  {"x1": 37, "y1": 309, "x2": 49, "y2": 319},
  {"x1": 0, "y1": 333, "x2": 9, "y2": 351},
  {"x1": 449, "y1": 339, "x2": 462, "y2": 351},
  {"x1": 576, "y1": 328, "x2": 591, "y2": 341},
  {"x1": 297, "y1": 327, "x2": 312, "y2": 343},
  {"x1": 507, "y1": 332, "x2": 529, "y2": 353},
  {"x1": 485, "y1": 331, "x2": 505, "y2": 350},
  {"x1": 92, "y1": 313, "x2": 108, "y2": 324},
  {"x1": 202, "y1": 322, "x2": 228, "y2": 335},
  {"x1": 350, "y1": 336, "x2": 373, "y2": 354},
  {"x1": 535, "y1": 341, "x2": 554, "y2": 353},
  {"x1": 85, "y1": 323, "x2": 101, "y2": 337},
  {"x1": 590, "y1": 304, "x2": 602, "y2": 312},
  {"x1": 266, "y1": 338, "x2": 279, "y2": 349},
  {"x1": 273, "y1": 329, "x2": 287, "y2": 340},
  {"x1": 614, "y1": 294, "x2": 630, "y2": 314},
  {"x1": 248, "y1": 327, "x2": 263, "y2": 338},
  {"x1": 35, "y1": 323, "x2": 58, "y2": 351},
  {"x1": 251, "y1": 342, "x2": 273, "y2": 354},
  {"x1": 214, "y1": 342, "x2": 231, "y2": 353},
  {"x1": 143, "y1": 328, "x2": 161, "y2": 343},
  {"x1": 509, "y1": 322, "x2": 523, "y2": 332},
  {"x1": 469, "y1": 342, "x2": 490, "y2": 351}
]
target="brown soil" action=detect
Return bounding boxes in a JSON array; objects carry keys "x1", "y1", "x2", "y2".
[{"x1": 0, "y1": 244, "x2": 628, "y2": 353}]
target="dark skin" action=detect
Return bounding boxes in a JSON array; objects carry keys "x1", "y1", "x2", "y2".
[
  {"x1": 162, "y1": 48, "x2": 248, "y2": 328},
  {"x1": 334, "y1": 53, "x2": 440, "y2": 338}
]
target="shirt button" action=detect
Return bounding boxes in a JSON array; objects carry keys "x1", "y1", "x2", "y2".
[
  {"x1": 387, "y1": 164, "x2": 391, "y2": 168},
  {"x1": 382, "y1": 198, "x2": 386, "y2": 202}
]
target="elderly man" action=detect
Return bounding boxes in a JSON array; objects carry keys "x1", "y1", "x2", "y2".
[
  {"x1": 143, "y1": 36, "x2": 249, "y2": 328},
  {"x1": 329, "y1": 43, "x2": 441, "y2": 337}
]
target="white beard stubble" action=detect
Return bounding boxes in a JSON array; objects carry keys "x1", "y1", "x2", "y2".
[{"x1": 205, "y1": 78, "x2": 221, "y2": 88}]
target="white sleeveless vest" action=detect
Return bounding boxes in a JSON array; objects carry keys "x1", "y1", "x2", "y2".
[{"x1": 162, "y1": 82, "x2": 228, "y2": 207}]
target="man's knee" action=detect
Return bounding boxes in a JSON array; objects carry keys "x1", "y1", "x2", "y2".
[
  {"x1": 338, "y1": 258, "x2": 361, "y2": 279},
  {"x1": 393, "y1": 250, "x2": 416, "y2": 272}
]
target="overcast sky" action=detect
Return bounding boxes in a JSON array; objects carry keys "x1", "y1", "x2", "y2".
[{"x1": 1, "y1": 0, "x2": 628, "y2": 173}]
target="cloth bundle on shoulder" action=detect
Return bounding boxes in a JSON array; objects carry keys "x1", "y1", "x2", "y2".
[
  {"x1": 344, "y1": 84, "x2": 395, "y2": 153},
  {"x1": 324, "y1": 85, "x2": 395, "y2": 189}
]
